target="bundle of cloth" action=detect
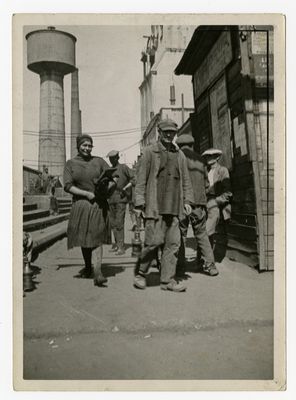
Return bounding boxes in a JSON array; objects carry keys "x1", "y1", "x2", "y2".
[{"x1": 93, "y1": 168, "x2": 119, "y2": 202}]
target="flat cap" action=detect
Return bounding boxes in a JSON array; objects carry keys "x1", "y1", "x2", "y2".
[
  {"x1": 176, "y1": 134, "x2": 194, "y2": 145},
  {"x1": 157, "y1": 118, "x2": 178, "y2": 132},
  {"x1": 106, "y1": 150, "x2": 119, "y2": 157},
  {"x1": 201, "y1": 148, "x2": 222, "y2": 157}
]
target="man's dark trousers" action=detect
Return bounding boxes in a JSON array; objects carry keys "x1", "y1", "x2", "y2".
[
  {"x1": 138, "y1": 215, "x2": 180, "y2": 284},
  {"x1": 109, "y1": 202, "x2": 126, "y2": 250},
  {"x1": 179, "y1": 205, "x2": 215, "y2": 268}
]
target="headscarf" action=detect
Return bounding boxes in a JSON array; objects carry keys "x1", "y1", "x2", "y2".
[{"x1": 76, "y1": 134, "x2": 93, "y2": 150}]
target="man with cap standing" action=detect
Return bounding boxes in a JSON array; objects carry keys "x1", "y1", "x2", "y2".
[
  {"x1": 202, "y1": 148, "x2": 232, "y2": 250},
  {"x1": 134, "y1": 118, "x2": 194, "y2": 292},
  {"x1": 107, "y1": 150, "x2": 135, "y2": 255},
  {"x1": 176, "y1": 134, "x2": 219, "y2": 276},
  {"x1": 41, "y1": 165, "x2": 50, "y2": 194}
]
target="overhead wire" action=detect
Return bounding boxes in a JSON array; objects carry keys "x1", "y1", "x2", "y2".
[
  {"x1": 23, "y1": 125, "x2": 147, "y2": 137},
  {"x1": 23, "y1": 125, "x2": 146, "y2": 134},
  {"x1": 23, "y1": 137, "x2": 143, "y2": 165},
  {"x1": 23, "y1": 125, "x2": 144, "y2": 167}
]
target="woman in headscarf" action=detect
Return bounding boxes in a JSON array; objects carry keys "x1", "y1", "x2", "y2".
[{"x1": 63, "y1": 134, "x2": 115, "y2": 287}]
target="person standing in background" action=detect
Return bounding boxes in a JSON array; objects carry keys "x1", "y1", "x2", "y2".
[
  {"x1": 202, "y1": 148, "x2": 232, "y2": 250},
  {"x1": 34, "y1": 172, "x2": 43, "y2": 194},
  {"x1": 49, "y1": 176, "x2": 59, "y2": 216},
  {"x1": 127, "y1": 182, "x2": 137, "y2": 232},
  {"x1": 107, "y1": 150, "x2": 135, "y2": 255},
  {"x1": 176, "y1": 134, "x2": 219, "y2": 277},
  {"x1": 41, "y1": 165, "x2": 50, "y2": 194}
]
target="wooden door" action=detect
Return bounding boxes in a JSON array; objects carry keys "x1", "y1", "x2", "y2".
[
  {"x1": 190, "y1": 95, "x2": 212, "y2": 154},
  {"x1": 209, "y1": 74, "x2": 232, "y2": 170}
]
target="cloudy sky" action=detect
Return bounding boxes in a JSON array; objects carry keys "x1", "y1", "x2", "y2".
[{"x1": 23, "y1": 25, "x2": 150, "y2": 168}]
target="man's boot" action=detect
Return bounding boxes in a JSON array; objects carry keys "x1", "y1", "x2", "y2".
[
  {"x1": 109, "y1": 243, "x2": 118, "y2": 253},
  {"x1": 160, "y1": 279, "x2": 186, "y2": 292},
  {"x1": 115, "y1": 246, "x2": 126, "y2": 256},
  {"x1": 134, "y1": 273, "x2": 147, "y2": 289},
  {"x1": 203, "y1": 262, "x2": 219, "y2": 276}
]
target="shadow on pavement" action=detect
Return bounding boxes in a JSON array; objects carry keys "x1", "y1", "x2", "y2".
[
  {"x1": 185, "y1": 260, "x2": 203, "y2": 274},
  {"x1": 176, "y1": 259, "x2": 220, "y2": 282},
  {"x1": 57, "y1": 263, "x2": 84, "y2": 270},
  {"x1": 31, "y1": 264, "x2": 42, "y2": 275},
  {"x1": 102, "y1": 265, "x2": 125, "y2": 278},
  {"x1": 214, "y1": 241, "x2": 227, "y2": 263},
  {"x1": 146, "y1": 271, "x2": 160, "y2": 287},
  {"x1": 72, "y1": 265, "x2": 126, "y2": 280}
]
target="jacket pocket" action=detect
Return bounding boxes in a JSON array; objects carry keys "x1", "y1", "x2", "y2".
[{"x1": 173, "y1": 165, "x2": 180, "y2": 180}]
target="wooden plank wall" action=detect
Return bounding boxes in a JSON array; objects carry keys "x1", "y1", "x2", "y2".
[
  {"x1": 191, "y1": 51, "x2": 260, "y2": 262},
  {"x1": 225, "y1": 57, "x2": 259, "y2": 260},
  {"x1": 249, "y1": 28, "x2": 274, "y2": 270},
  {"x1": 253, "y1": 98, "x2": 274, "y2": 269},
  {"x1": 192, "y1": 95, "x2": 212, "y2": 153},
  {"x1": 227, "y1": 59, "x2": 257, "y2": 216}
]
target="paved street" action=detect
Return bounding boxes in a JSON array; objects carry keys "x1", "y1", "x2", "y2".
[{"x1": 23, "y1": 218, "x2": 274, "y2": 380}]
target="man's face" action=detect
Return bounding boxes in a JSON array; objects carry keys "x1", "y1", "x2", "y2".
[
  {"x1": 159, "y1": 129, "x2": 176, "y2": 145},
  {"x1": 109, "y1": 155, "x2": 119, "y2": 167},
  {"x1": 206, "y1": 154, "x2": 220, "y2": 166}
]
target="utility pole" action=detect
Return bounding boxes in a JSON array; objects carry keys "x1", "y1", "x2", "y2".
[{"x1": 181, "y1": 93, "x2": 185, "y2": 125}]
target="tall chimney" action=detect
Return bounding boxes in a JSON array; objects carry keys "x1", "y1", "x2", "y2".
[{"x1": 70, "y1": 68, "x2": 82, "y2": 158}]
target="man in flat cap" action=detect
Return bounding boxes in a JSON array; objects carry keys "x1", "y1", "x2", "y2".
[
  {"x1": 41, "y1": 165, "x2": 50, "y2": 194},
  {"x1": 176, "y1": 134, "x2": 218, "y2": 276},
  {"x1": 202, "y1": 148, "x2": 232, "y2": 251},
  {"x1": 107, "y1": 150, "x2": 135, "y2": 255},
  {"x1": 134, "y1": 118, "x2": 194, "y2": 292}
]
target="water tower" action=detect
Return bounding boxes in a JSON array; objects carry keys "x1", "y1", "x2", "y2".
[
  {"x1": 26, "y1": 26, "x2": 76, "y2": 179},
  {"x1": 70, "y1": 68, "x2": 82, "y2": 158}
]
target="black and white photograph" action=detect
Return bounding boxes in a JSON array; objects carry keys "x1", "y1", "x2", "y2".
[{"x1": 12, "y1": 13, "x2": 285, "y2": 391}]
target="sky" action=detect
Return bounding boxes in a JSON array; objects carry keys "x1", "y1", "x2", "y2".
[{"x1": 23, "y1": 25, "x2": 150, "y2": 169}]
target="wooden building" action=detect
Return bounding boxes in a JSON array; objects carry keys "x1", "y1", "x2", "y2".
[{"x1": 175, "y1": 25, "x2": 274, "y2": 271}]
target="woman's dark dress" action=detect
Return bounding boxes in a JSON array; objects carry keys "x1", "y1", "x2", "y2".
[{"x1": 64, "y1": 154, "x2": 111, "y2": 249}]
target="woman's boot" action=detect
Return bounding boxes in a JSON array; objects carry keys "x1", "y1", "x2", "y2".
[{"x1": 93, "y1": 246, "x2": 107, "y2": 286}]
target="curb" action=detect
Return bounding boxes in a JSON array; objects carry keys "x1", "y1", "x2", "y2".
[{"x1": 31, "y1": 221, "x2": 68, "y2": 256}]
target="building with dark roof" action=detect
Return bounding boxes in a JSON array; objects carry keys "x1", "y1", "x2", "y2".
[{"x1": 175, "y1": 25, "x2": 274, "y2": 271}]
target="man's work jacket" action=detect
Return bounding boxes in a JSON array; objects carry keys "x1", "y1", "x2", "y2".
[
  {"x1": 135, "y1": 142, "x2": 194, "y2": 220},
  {"x1": 108, "y1": 163, "x2": 135, "y2": 204},
  {"x1": 207, "y1": 163, "x2": 232, "y2": 221}
]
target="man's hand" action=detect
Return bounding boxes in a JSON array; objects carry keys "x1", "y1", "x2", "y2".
[
  {"x1": 120, "y1": 188, "x2": 127, "y2": 198},
  {"x1": 184, "y1": 204, "x2": 192, "y2": 216},
  {"x1": 134, "y1": 205, "x2": 145, "y2": 218},
  {"x1": 85, "y1": 191, "x2": 95, "y2": 201}
]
